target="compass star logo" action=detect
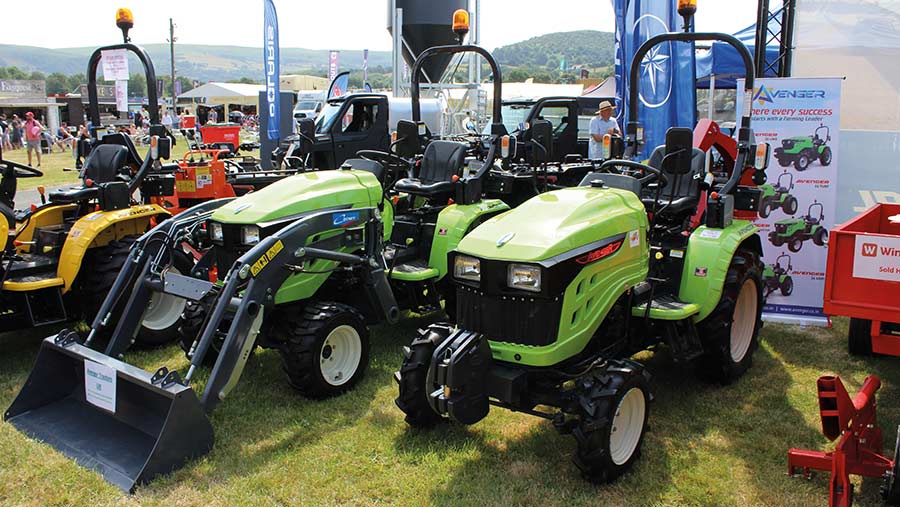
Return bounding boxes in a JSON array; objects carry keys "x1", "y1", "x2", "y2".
[{"x1": 634, "y1": 14, "x2": 673, "y2": 109}]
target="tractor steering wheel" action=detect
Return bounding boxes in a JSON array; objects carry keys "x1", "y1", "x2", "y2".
[
  {"x1": 598, "y1": 159, "x2": 667, "y2": 187},
  {"x1": 1, "y1": 159, "x2": 44, "y2": 178}
]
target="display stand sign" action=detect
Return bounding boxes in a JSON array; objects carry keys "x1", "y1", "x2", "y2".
[
  {"x1": 84, "y1": 361, "x2": 117, "y2": 413},
  {"x1": 736, "y1": 77, "x2": 842, "y2": 325},
  {"x1": 101, "y1": 49, "x2": 129, "y2": 82}
]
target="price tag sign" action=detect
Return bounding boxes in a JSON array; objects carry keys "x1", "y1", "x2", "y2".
[
  {"x1": 101, "y1": 49, "x2": 129, "y2": 81},
  {"x1": 84, "y1": 361, "x2": 117, "y2": 413}
]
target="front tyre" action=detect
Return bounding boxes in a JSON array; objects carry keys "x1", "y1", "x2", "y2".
[
  {"x1": 788, "y1": 237, "x2": 803, "y2": 252},
  {"x1": 758, "y1": 197, "x2": 772, "y2": 219},
  {"x1": 279, "y1": 302, "x2": 369, "y2": 399},
  {"x1": 395, "y1": 323, "x2": 454, "y2": 427},
  {"x1": 137, "y1": 249, "x2": 194, "y2": 346},
  {"x1": 571, "y1": 361, "x2": 651, "y2": 483},
  {"x1": 794, "y1": 153, "x2": 810, "y2": 171},
  {"x1": 696, "y1": 248, "x2": 763, "y2": 384}
]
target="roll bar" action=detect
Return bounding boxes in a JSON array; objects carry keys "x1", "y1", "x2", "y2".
[
  {"x1": 86, "y1": 43, "x2": 159, "y2": 130},
  {"x1": 410, "y1": 44, "x2": 502, "y2": 128},
  {"x1": 627, "y1": 32, "x2": 755, "y2": 195}
]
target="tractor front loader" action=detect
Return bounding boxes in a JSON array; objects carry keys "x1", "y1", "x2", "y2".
[{"x1": 5, "y1": 200, "x2": 396, "y2": 492}]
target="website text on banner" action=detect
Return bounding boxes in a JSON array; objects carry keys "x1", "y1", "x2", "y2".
[{"x1": 736, "y1": 77, "x2": 842, "y2": 326}]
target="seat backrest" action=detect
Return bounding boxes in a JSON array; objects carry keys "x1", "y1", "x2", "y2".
[
  {"x1": 419, "y1": 140, "x2": 466, "y2": 184},
  {"x1": 647, "y1": 146, "x2": 706, "y2": 202},
  {"x1": 83, "y1": 144, "x2": 129, "y2": 184}
]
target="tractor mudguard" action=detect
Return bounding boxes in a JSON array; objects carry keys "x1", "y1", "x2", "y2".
[
  {"x1": 428, "y1": 198, "x2": 509, "y2": 278},
  {"x1": 679, "y1": 220, "x2": 762, "y2": 321},
  {"x1": 58, "y1": 203, "x2": 171, "y2": 292},
  {"x1": 11, "y1": 203, "x2": 79, "y2": 250}
]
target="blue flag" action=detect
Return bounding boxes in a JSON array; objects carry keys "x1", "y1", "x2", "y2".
[
  {"x1": 264, "y1": 0, "x2": 280, "y2": 141},
  {"x1": 613, "y1": 0, "x2": 696, "y2": 158}
]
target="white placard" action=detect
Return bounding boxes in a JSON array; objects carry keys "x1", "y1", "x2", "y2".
[
  {"x1": 853, "y1": 234, "x2": 900, "y2": 282},
  {"x1": 84, "y1": 361, "x2": 117, "y2": 413},
  {"x1": 101, "y1": 49, "x2": 129, "y2": 81},
  {"x1": 114, "y1": 80, "x2": 128, "y2": 112}
]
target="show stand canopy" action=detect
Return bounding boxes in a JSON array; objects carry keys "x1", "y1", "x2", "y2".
[
  {"x1": 695, "y1": 10, "x2": 781, "y2": 89},
  {"x1": 178, "y1": 82, "x2": 264, "y2": 107}
]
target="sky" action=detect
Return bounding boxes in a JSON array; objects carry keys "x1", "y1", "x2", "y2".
[{"x1": 4, "y1": 0, "x2": 760, "y2": 51}]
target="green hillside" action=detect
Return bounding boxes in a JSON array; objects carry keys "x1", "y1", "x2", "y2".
[{"x1": 493, "y1": 30, "x2": 615, "y2": 69}]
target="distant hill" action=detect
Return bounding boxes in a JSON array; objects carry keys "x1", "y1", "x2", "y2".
[
  {"x1": 0, "y1": 30, "x2": 615, "y2": 85},
  {"x1": 493, "y1": 30, "x2": 615, "y2": 69},
  {"x1": 0, "y1": 44, "x2": 392, "y2": 82}
]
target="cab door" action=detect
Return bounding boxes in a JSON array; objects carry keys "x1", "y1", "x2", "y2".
[
  {"x1": 330, "y1": 97, "x2": 389, "y2": 166},
  {"x1": 531, "y1": 100, "x2": 578, "y2": 162}
]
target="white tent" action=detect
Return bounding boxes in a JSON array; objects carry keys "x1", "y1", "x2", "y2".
[{"x1": 178, "y1": 82, "x2": 264, "y2": 108}]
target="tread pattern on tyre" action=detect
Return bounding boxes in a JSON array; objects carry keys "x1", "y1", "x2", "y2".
[
  {"x1": 395, "y1": 323, "x2": 454, "y2": 427},
  {"x1": 279, "y1": 301, "x2": 369, "y2": 399},
  {"x1": 78, "y1": 236, "x2": 138, "y2": 335},
  {"x1": 695, "y1": 248, "x2": 764, "y2": 384}
]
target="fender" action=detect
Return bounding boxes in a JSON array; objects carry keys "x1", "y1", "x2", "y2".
[
  {"x1": 58, "y1": 204, "x2": 171, "y2": 292},
  {"x1": 13, "y1": 203, "x2": 79, "y2": 251},
  {"x1": 679, "y1": 219, "x2": 762, "y2": 321},
  {"x1": 428, "y1": 198, "x2": 510, "y2": 279}
]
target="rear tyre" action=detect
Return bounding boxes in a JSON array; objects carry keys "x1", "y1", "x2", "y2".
[
  {"x1": 279, "y1": 302, "x2": 369, "y2": 399},
  {"x1": 794, "y1": 154, "x2": 810, "y2": 171},
  {"x1": 395, "y1": 323, "x2": 453, "y2": 427},
  {"x1": 136, "y1": 249, "x2": 193, "y2": 346},
  {"x1": 882, "y1": 425, "x2": 900, "y2": 505},
  {"x1": 758, "y1": 197, "x2": 772, "y2": 219},
  {"x1": 780, "y1": 276, "x2": 794, "y2": 297},
  {"x1": 78, "y1": 236, "x2": 139, "y2": 342},
  {"x1": 788, "y1": 238, "x2": 803, "y2": 252},
  {"x1": 571, "y1": 362, "x2": 650, "y2": 483},
  {"x1": 696, "y1": 248, "x2": 763, "y2": 384},
  {"x1": 784, "y1": 195, "x2": 799, "y2": 215},
  {"x1": 813, "y1": 227, "x2": 828, "y2": 246},
  {"x1": 848, "y1": 318, "x2": 873, "y2": 356},
  {"x1": 819, "y1": 146, "x2": 833, "y2": 166}
]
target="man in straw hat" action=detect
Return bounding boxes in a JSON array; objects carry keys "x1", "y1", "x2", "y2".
[{"x1": 589, "y1": 100, "x2": 621, "y2": 159}]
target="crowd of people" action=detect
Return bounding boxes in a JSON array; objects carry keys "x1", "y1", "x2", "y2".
[{"x1": 0, "y1": 112, "x2": 79, "y2": 168}]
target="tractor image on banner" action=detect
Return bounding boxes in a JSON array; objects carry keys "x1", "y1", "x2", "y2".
[{"x1": 736, "y1": 77, "x2": 842, "y2": 325}]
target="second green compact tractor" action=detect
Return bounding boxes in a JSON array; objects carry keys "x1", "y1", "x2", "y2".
[{"x1": 396, "y1": 24, "x2": 769, "y2": 483}]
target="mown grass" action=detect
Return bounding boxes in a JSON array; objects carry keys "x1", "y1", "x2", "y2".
[
  {"x1": 0, "y1": 317, "x2": 897, "y2": 507},
  {"x1": 3, "y1": 140, "x2": 197, "y2": 192}
]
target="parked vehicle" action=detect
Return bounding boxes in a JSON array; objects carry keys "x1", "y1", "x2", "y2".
[
  {"x1": 773, "y1": 124, "x2": 832, "y2": 171},
  {"x1": 769, "y1": 201, "x2": 828, "y2": 252}
]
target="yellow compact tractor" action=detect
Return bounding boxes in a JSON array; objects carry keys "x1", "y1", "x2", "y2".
[{"x1": 0, "y1": 10, "x2": 189, "y2": 344}]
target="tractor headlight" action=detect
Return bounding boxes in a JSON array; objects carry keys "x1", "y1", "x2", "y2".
[
  {"x1": 208, "y1": 222, "x2": 224, "y2": 243},
  {"x1": 241, "y1": 225, "x2": 260, "y2": 245},
  {"x1": 454, "y1": 255, "x2": 481, "y2": 282},
  {"x1": 508, "y1": 264, "x2": 541, "y2": 293}
]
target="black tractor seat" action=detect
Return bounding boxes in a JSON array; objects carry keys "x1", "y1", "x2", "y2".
[
  {"x1": 49, "y1": 144, "x2": 129, "y2": 204},
  {"x1": 642, "y1": 146, "x2": 706, "y2": 218},
  {"x1": 394, "y1": 140, "x2": 466, "y2": 201}
]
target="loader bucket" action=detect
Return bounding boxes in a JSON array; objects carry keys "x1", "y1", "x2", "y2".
[{"x1": 4, "y1": 335, "x2": 214, "y2": 493}]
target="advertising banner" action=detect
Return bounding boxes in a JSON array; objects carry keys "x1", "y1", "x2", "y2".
[
  {"x1": 263, "y1": 0, "x2": 281, "y2": 141},
  {"x1": 114, "y1": 80, "x2": 128, "y2": 112},
  {"x1": 736, "y1": 77, "x2": 842, "y2": 325},
  {"x1": 613, "y1": 0, "x2": 696, "y2": 159},
  {"x1": 101, "y1": 49, "x2": 129, "y2": 81},
  {"x1": 329, "y1": 51, "x2": 339, "y2": 82}
]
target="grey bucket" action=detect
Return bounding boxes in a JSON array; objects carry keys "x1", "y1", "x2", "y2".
[{"x1": 4, "y1": 336, "x2": 214, "y2": 493}]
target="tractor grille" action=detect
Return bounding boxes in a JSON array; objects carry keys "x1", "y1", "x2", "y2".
[
  {"x1": 782, "y1": 139, "x2": 795, "y2": 149},
  {"x1": 456, "y1": 285, "x2": 561, "y2": 347},
  {"x1": 775, "y1": 223, "x2": 788, "y2": 233}
]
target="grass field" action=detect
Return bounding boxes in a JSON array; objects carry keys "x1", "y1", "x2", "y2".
[
  {"x1": 3, "y1": 141, "x2": 196, "y2": 192},
  {"x1": 0, "y1": 316, "x2": 897, "y2": 507}
]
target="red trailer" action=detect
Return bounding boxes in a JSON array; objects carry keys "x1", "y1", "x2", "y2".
[
  {"x1": 199, "y1": 123, "x2": 241, "y2": 153},
  {"x1": 823, "y1": 203, "x2": 900, "y2": 356}
]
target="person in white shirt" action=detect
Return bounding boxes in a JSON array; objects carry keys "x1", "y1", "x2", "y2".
[
  {"x1": 588, "y1": 100, "x2": 621, "y2": 159},
  {"x1": 162, "y1": 110, "x2": 174, "y2": 131}
]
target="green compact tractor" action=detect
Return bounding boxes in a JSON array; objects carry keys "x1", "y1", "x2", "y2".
[
  {"x1": 4, "y1": 33, "x2": 555, "y2": 491},
  {"x1": 395, "y1": 24, "x2": 769, "y2": 483},
  {"x1": 762, "y1": 253, "x2": 793, "y2": 297},
  {"x1": 773, "y1": 124, "x2": 832, "y2": 171},
  {"x1": 769, "y1": 201, "x2": 828, "y2": 252},
  {"x1": 758, "y1": 171, "x2": 798, "y2": 218}
]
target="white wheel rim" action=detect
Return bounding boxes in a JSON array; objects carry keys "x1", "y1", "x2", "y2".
[
  {"x1": 320, "y1": 325, "x2": 362, "y2": 387},
  {"x1": 142, "y1": 267, "x2": 187, "y2": 331},
  {"x1": 609, "y1": 387, "x2": 646, "y2": 466},
  {"x1": 730, "y1": 279, "x2": 758, "y2": 362}
]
